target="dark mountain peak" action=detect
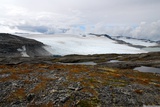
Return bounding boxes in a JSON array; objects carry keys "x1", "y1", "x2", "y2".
[
  {"x1": 113, "y1": 35, "x2": 157, "y2": 43},
  {"x1": 0, "y1": 33, "x2": 51, "y2": 57},
  {"x1": 89, "y1": 33, "x2": 112, "y2": 39},
  {"x1": 0, "y1": 33, "x2": 43, "y2": 45}
]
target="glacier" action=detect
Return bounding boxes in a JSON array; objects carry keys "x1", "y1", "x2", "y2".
[{"x1": 19, "y1": 34, "x2": 147, "y2": 55}]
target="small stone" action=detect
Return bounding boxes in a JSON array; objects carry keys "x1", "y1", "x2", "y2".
[
  {"x1": 12, "y1": 82, "x2": 17, "y2": 86},
  {"x1": 0, "y1": 74, "x2": 10, "y2": 78},
  {"x1": 59, "y1": 94, "x2": 70, "y2": 103},
  {"x1": 68, "y1": 82, "x2": 83, "y2": 91},
  {"x1": 50, "y1": 89, "x2": 57, "y2": 93},
  {"x1": 50, "y1": 70, "x2": 55, "y2": 74}
]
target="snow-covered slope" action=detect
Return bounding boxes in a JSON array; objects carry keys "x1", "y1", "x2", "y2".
[
  {"x1": 20, "y1": 34, "x2": 146, "y2": 55},
  {"x1": 112, "y1": 36, "x2": 157, "y2": 47}
]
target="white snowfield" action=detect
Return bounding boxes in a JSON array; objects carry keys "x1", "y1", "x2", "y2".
[{"x1": 19, "y1": 34, "x2": 147, "y2": 55}]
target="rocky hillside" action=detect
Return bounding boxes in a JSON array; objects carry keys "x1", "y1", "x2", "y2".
[{"x1": 0, "y1": 33, "x2": 51, "y2": 57}]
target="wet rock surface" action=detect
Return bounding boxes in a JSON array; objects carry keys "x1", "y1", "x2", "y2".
[{"x1": 0, "y1": 52, "x2": 160, "y2": 107}]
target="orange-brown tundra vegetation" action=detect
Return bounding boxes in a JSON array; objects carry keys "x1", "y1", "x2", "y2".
[
  {"x1": 0, "y1": 61, "x2": 160, "y2": 107},
  {"x1": 0, "y1": 52, "x2": 160, "y2": 106}
]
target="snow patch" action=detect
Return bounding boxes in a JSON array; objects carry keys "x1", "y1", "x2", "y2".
[{"x1": 17, "y1": 46, "x2": 29, "y2": 57}]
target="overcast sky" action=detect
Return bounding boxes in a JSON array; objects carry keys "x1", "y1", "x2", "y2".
[{"x1": 0, "y1": 0, "x2": 160, "y2": 40}]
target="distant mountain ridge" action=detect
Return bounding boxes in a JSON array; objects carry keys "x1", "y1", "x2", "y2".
[
  {"x1": 0, "y1": 33, "x2": 51, "y2": 57},
  {"x1": 89, "y1": 33, "x2": 159, "y2": 48},
  {"x1": 113, "y1": 36, "x2": 159, "y2": 43},
  {"x1": 89, "y1": 33, "x2": 112, "y2": 39}
]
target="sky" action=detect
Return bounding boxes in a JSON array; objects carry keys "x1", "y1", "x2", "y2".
[{"x1": 0, "y1": 0, "x2": 160, "y2": 40}]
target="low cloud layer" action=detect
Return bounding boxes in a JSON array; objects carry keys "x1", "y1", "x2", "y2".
[
  {"x1": 0, "y1": 0, "x2": 160, "y2": 40},
  {"x1": 65, "y1": 20, "x2": 160, "y2": 40}
]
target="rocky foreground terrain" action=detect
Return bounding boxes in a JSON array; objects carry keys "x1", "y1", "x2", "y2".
[{"x1": 0, "y1": 52, "x2": 160, "y2": 107}]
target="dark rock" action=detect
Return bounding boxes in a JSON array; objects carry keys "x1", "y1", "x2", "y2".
[
  {"x1": 27, "y1": 93, "x2": 35, "y2": 102},
  {"x1": 0, "y1": 33, "x2": 51, "y2": 57},
  {"x1": 89, "y1": 33, "x2": 112, "y2": 39},
  {"x1": 12, "y1": 101, "x2": 21, "y2": 105},
  {"x1": 156, "y1": 40, "x2": 160, "y2": 44}
]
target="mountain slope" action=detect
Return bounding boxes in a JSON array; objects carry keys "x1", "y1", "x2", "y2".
[
  {"x1": 112, "y1": 36, "x2": 158, "y2": 47},
  {"x1": 0, "y1": 33, "x2": 51, "y2": 57}
]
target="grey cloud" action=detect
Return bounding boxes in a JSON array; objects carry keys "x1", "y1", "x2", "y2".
[
  {"x1": 130, "y1": 21, "x2": 160, "y2": 40},
  {"x1": 0, "y1": 0, "x2": 160, "y2": 40},
  {"x1": 17, "y1": 25, "x2": 49, "y2": 33},
  {"x1": 98, "y1": 20, "x2": 160, "y2": 40}
]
